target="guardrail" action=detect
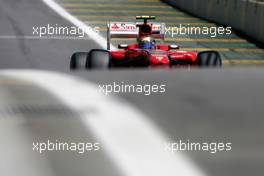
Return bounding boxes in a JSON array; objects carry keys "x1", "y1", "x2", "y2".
[{"x1": 162, "y1": 0, "x2": 264, "y2": 44}]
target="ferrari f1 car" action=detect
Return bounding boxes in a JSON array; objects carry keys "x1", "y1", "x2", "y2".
[{"x1": 70, "y1": 16, "x2": 222, "y2": 69}]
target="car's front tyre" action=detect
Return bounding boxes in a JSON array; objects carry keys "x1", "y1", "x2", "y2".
[
  {"x1": 86, "y1": 49, "x2": 111, "y2": 69},
  {"x1": 197, "y1": 51, "x2": 222, "y2": 67},
  {"x1": 70, "y1": 52, "x2": 88, "y2": 70}
]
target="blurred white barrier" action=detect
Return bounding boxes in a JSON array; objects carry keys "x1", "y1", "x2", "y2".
[{"x1": 2, "y1": 70, "x2": 206, "y2": 176}]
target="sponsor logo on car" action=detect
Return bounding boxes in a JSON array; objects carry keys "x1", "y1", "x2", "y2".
[
  {"x1": 110, "y1": 23, "x2": 161, "y2": 31},
  {"x1": 110, "y1": 23, "x2": 137, "y2": 31},
  {"x1": 152, "y1": 24, "x2": 161, "y2": 31},
  {"x1": 111, "y1": 23, "x2": 120, "y2": 30}
]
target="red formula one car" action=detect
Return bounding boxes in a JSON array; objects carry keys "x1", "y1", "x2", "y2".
[{"x1": 70, "y1": 16, "x2": 221, "y2": 69}]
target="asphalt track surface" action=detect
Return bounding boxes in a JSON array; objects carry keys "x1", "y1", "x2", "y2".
[{"x1": 0, "y1": 0, "x2": 264, "y2": 176}]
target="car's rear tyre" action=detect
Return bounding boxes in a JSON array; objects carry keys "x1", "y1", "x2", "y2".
[
  {"x1": 197, "y1": 51, "x2": 222, "y2": 67},
  {"x1": 86, "y1": 49, "x2": 111, "y2": 69},
  {"x1": 70, "y1": 52, "x2": 88, "y2": 70}
]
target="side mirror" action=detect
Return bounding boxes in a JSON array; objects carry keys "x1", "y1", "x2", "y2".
[
  {"x1": 118, "y1": 44, "x2": 128, "y2": 49},
  {"x1": 169, "y1": 44, "x2": 180, "y2": 50}
]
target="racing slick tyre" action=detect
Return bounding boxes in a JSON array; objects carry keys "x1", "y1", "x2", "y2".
[
  {"x1": 70, "y1": 52, "x2": 88, "y2": 70},
  {"x1": 86, "y1": 49, "x2": 111, "y2": 69},
  {"x1": 197, "y1": 51, "x2": 222, "y2": 67}
]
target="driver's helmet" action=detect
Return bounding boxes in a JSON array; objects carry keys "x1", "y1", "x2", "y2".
[{"x1": 138, "y1": 36, "x2": 155, "y2": 49}]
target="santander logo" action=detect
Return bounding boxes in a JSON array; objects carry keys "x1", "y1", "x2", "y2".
[
  {"x1": 111, "y1": 23, "x2": 120, "y2": 30},
  {"x1": 110, "y1": 23, "x2": 162, "y2": 32},
  {"x1": 111, "y1": 23, "x2": 137, "y2": 31}
]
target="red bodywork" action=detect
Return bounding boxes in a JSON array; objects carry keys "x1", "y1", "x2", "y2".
[
  {"x1": 109, "y1": 44, "x2": 197, "y2": 67},
  {"x1": 107, "y1": 17, "x2": 198, "y2": 67}
]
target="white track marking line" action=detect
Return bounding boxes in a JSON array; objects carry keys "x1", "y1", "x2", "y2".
[
  {"x1": 42, "y1": 0, "x2": 116, "y2": 49},
  {"x1": 0, "y1": 35, "x2": 93, "y2": 40},
  {"x1": 2, "y1": 70, "x2": 206, "y2": 176}
]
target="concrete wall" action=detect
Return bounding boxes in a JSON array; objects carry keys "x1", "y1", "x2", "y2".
[{"x1": 163, "y1": 0, "x2": 264, "y2": 43}]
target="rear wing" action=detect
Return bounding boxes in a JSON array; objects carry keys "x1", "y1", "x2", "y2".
[{"x1": 107, "y1": 22, "x2": 166, "y2": 50}]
